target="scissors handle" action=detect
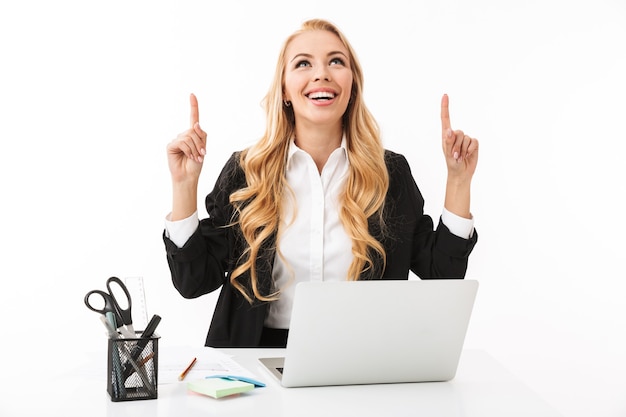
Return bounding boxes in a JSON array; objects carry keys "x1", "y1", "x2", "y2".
[
  {"x1": 84, "y1": 289, "x2": 119, "y2": 318},
  {"x1": 106, "y1": 277, "x2": 134, "y2": 329}
]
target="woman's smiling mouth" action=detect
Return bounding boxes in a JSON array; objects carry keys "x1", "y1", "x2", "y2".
[{"x1": 305, "y1": 89, "x2": 338, "y2": 104}]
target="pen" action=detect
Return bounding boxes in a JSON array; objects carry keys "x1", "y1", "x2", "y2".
[
  {"x1": 100, "y1": 315, "x2": 119, "y2": 339},
  {"x1": 100, "y1": 316, "x2": 127, "y2": 397},
  {"x1": 121, "y1": 314, "x2": 161, "y2": 381},
  {"x1": 105, "y1": 312, "x2": 119, "y2": 336},
  {"x1": 178, "y1": 357, "x2": 197, "y2": 381},
  {"x1": 141, "y1": 314, "x2": 162, "y2": 339}
]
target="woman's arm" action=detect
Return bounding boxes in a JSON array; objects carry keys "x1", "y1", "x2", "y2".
[
  {"x1": 440, "y1": 94, "x2": 479, "y2": 219},
  {"x1": 167, "y1": 93, "x2": 207, "y2": 221}
]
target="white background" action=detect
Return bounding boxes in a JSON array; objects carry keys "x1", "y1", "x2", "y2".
[{"x1": 1, "y1": 1, "x2": 625, "y2": 415}]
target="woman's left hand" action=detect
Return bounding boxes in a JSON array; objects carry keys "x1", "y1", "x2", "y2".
[{"x1": 440, "y1": 94, "x2": 479, "y2": 183}]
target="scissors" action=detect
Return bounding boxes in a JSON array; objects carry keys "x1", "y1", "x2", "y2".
[{"x1": 84, "y1": 276, "x2": 136, "y2": 338}]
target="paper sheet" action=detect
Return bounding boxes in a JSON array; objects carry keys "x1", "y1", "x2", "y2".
[{"x1": 158, "y1": 346, "x2": 260, "y2": 384}]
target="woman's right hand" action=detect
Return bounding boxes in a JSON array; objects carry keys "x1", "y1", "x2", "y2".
[{"x1": 167, "y1": 93, "x2": 207, "y2": 185}]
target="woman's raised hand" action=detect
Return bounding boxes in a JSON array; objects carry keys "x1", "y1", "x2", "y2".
[
  {"x1": 167, "y1": 93, "x2": 207, "y2": 184},
  {"x1": 440, "y1": 94, "x2": 479, "y2": 219},
  {"x1": 440, "y1": 94, "x2": 479, "y2": 183}
]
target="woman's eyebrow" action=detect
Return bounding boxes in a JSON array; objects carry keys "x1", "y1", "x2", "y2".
[
  {"x1": 290, "y1": 53, "x2": 313, "y2": 63},
  {"x1": 289, "y1": 51, "x2": 348, "y2": 63},
  {"x1": 328, "y1": 51, "x2": 348, "y2": 59}
]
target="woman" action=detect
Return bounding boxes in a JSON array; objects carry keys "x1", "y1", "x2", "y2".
[{"x1": 164, "y1": 19, "x2": 479, "y2": 347}]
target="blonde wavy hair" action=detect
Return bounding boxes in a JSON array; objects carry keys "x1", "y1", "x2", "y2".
[{"x1": 229, "y1": 19, "x2": 389, "y2": 303}]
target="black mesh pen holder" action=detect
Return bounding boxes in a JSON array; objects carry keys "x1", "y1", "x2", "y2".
[{"x1": 107, "y1": 333, "x2": 159, "y2": 401}]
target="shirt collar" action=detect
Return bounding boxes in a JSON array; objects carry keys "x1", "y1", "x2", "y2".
[{"x1": 286, "y1": 135, "x2": 348, "y2": 169}]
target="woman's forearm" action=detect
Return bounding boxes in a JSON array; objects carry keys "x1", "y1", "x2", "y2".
[{"x1": 444, "y1": 177, "x2": 472, "y2": 219}]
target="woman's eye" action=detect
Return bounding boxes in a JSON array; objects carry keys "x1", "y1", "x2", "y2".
[
  {"x1": 296, "y1": 60, "x2": 311, "y2": 68},
  {"x1": 330, "y1": 57, "x2": 345, "y2": 66}
]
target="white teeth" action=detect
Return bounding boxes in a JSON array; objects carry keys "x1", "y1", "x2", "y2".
[{"x1": 308, "y1": 91, "x2": 335, "y2": 99}]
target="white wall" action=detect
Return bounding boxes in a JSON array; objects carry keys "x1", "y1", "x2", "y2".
[{"x1": 1, "y1": 1, "x2": 625, "y2": 415}]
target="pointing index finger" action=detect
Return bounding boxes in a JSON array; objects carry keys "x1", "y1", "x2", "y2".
[
  {"x1": 441, "y1": 93, "x2": 451, "y2": 134},
  {"x1": 190, "y1": 93, "x2": 199, "y2": 128}
]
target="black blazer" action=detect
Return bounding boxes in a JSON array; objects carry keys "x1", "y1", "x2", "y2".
[{"x1": 163, "y1": 150, "x2": 478, "y2": 347}]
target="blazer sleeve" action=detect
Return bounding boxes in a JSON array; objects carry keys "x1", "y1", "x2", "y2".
[
  {"x1": 382, "y1": 151, "x2": 478, "y2": 280},
  {"x1": 163, "y1": 152, "x2": 243, "y2": 299}
]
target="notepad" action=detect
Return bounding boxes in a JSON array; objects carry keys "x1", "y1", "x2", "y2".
[{"x1": 187, "y1": 378, "x2": 254, "y2": 398}]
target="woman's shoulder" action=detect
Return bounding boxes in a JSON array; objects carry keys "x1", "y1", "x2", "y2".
[
  {"x1": 214, "y1": 151, "x2": 247, "y2": 190},
  {"x1": 383, "y1": 149, "x2": 411, "y2": 173}
]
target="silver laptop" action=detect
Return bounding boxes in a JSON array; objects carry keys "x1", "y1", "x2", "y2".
[{"x1": 259, "y1": 279, "x2": 478, "y2": 387}]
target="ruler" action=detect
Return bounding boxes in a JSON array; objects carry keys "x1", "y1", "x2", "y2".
[{"x1": 124, "y1": 276, "x2": 149, "y2": 331}]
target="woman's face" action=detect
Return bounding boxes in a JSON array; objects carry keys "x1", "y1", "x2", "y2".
[{"x1": 283, "y1": 30, "x2": 353, "y2": 132}]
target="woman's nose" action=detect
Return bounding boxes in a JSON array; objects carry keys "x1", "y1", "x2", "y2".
[{"x1": 313, "y1": 66, "x2": 331, "y2": 82}]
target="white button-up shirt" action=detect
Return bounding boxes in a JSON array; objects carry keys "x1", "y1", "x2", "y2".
[
  {"x1": 265, "y1": 139, "x2": 352, "y2": 328},
  {"x1": 165, "y1": 140, "x2": 474, "y2": 329}
]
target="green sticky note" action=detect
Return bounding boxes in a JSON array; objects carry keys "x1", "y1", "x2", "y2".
[{"x1": 187, "y1": 378, "x2": 255, "y2": 398}]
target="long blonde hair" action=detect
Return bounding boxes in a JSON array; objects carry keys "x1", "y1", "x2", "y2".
[{"x1": 229, "y1": 19, "x2": 389, "y2": 303}]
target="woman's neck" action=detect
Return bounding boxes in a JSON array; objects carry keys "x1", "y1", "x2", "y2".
[{"x1": 294, "y1": 125, "x2": 343, "y2": 173}]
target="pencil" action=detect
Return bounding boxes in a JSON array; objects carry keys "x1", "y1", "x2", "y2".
[
  {"x1": 178, "y1": 357, "x2": 197, "y2": 381},
  {"x1": 138, "y1": 352, "x2": 155, "y2": 367}
]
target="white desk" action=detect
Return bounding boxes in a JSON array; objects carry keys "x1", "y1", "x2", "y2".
[{"x1": 10, "y1": 348, "x2": 562, "y2": 417}]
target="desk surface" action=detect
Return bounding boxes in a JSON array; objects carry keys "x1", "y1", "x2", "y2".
[{"x1": 8, "y1": 348, "x2": 562, "y2": 417}]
